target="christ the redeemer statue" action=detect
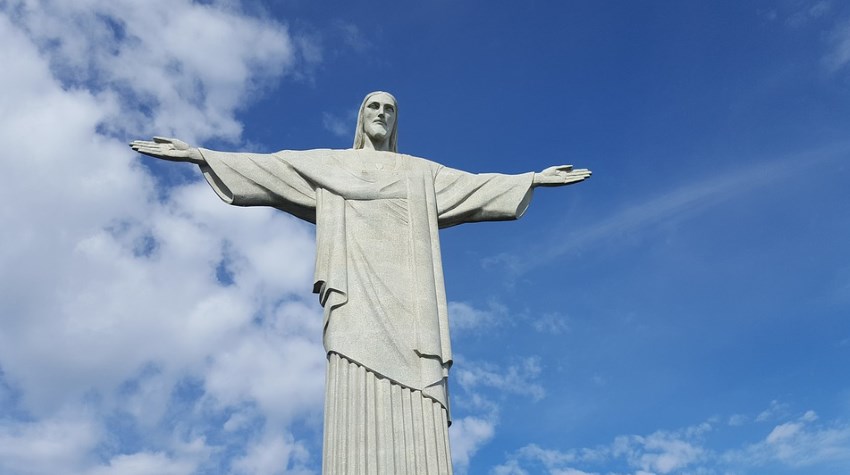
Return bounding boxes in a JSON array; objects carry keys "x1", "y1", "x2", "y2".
[{"x1": 131, "y1": 91, "x2": 591, "y2": 475}]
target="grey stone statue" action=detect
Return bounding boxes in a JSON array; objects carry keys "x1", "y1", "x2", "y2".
[{"x1": 131, "y1": 91, "x2": 591, "y2": 475}]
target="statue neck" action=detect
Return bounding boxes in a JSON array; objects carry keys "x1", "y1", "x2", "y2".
[{"x1": 361, "y1": 135, "x2": 391, "y2": 152}]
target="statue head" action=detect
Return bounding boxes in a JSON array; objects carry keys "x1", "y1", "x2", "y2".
[{"x1": 353, "y1": 91, "x2": 398, "y2": 152}]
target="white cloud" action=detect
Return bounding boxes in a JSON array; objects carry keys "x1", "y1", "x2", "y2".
[
  {"x1": 0, "y1": 414, "x2": 100, "y2": 475},
  {"x1": 455, "y1": 357, "x2": 545, "y2": 402},
  {"x1": 729, "y1": 410, "x2": 850, "y2": 469},
  {"x1": 230, "y1": 433, "x2": 313, "y2": 475},
  {"x1": 449, "y1": 355, "x2": 548, "y2": 472},
  {"x1": 607, "y1": 423, "x2": 711, "y2": 475},
  {"x1": 633, "y1": 434, "x2": 706, "y2": 473},
  {"x1": 494, "y1": 423, "x2": 711, "y2": 474},
  {"x1": 448, "y1": 300, "x2": 509, "y2": 332},
  {"x1": 448, "y1": 301, "x2": 496, "y2": 331},
  {"x1": 755, "y1": 399, "x2": 790, "y2": 422},
  {"x1": 801, "y1": 410, "x2": 819, "y2": 422},
  {"x1": 0, "y1": 1, "x2": 327, "y2": 474},
  {"x1": 87, "y1": 452, "x2": 201, "y2": 475},
  {"x1": 492, "y1": 443, "x2": 599, "y2": 475},
  {"x1": 517, "y1": 444, "x2": 580, "y2": 467},
  {"x1": 491, "y1": 459, "x2": 530, "y2": 475},
  {"x1": 450, "y1": 416, "x2": 497, "y2": 474},
  {"x1": 203, "y1": 317, "x2": 326, "y2": 423},
  {"x1": 766, "y1": 421, "x2": 803, "y2": 443},
  {"x1": 493, "y1": 406, "x2": 850, "y2": 474},
  {"x1": 7, "y1": 0, "x2": 297, "y2": 143}
]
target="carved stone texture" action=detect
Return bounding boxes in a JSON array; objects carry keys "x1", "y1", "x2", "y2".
[{"x1": 129, "y1": 91, "x2": 591, "y2": 474}]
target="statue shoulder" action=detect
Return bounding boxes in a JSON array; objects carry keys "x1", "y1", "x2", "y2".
[
  {"x1": 269, "y1": 148, "x2": 349, "y2": 164},
  {"x1": 271, "y1": 148, "x2": 340, "y2": 157},
  {"x1": 400, "y1": 153, "x2": 442, "y2": 170},
  {"x1": 266, "y1": 148, "x2": 442, "y2": 172}
]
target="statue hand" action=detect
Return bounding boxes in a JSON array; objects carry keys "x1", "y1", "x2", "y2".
[
  {"x1": 129, "y1": 136, "x2": 205, "y2": 165},
  {"x1": 533, "y1": 165, "x2": 592, "y2": 187}
]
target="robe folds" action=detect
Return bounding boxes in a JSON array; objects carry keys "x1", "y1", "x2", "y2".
[{"x1": 199, "y1": 148, "x2": 534, "y2": 417}]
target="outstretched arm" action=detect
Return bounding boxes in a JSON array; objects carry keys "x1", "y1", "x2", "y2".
[
  {"x1": 129, "y1": 136, "x2": 205, "y2": 165},
  {"x1": 434, "y1": 163, "x2": 591, "y2": 227},
  {"x1": 532, "y1": 165, "x2": 592, "y2": 187}
]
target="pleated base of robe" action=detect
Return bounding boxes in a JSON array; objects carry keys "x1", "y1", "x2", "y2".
[{"x1": 323, "y1": 352, "x2": 453, "y2": 475}]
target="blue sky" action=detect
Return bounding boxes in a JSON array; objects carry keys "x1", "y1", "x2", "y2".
[{"x1": 1, "y1": 1, "x2": 849, "y2": 474}]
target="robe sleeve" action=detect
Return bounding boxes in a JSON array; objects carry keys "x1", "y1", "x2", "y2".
[
  {"x1": 197, "y1": 148, "x2": 318, "y2": 224},
  {"x1": 434, "y1": 165, "x2": 535, "y2": 228}
]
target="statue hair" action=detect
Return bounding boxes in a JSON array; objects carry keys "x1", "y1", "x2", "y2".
[{"x1": 353, "y1": 91, "x2": 398, "y2": 152}]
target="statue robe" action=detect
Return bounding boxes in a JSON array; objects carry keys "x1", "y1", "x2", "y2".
[{"x1": 198, "y1": 148, "x2": 534, "y2": 415}]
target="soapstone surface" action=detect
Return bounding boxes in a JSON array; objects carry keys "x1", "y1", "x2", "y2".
[{"x1": 130, "y1": 91, "x2": 592, "y2": 474}]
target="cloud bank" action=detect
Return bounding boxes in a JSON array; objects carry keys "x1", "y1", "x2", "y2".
[{"x1": 0, "y1": 1, "x2": 327, "y2": 473}]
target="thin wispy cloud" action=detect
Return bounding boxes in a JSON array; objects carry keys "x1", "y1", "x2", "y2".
[
  {"x1": 321, "y1": 111, "x2": 353, "y2": 138},
  {"x1": 827, "y1": 18, "x2": 850, "y2": 72},
  {"x1": 491, "y1": 143, "x2": 849, "y2": 275},
  {"x1": 333, "y1": 20, "x2": 371, "y2": 53}
]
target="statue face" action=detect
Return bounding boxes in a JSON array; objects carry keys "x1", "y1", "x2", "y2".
[{"x1": 362, "y1": 93, "x2": 396, "y2": 144}]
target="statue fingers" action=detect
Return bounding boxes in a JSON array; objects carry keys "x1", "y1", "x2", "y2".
[
  {"x1": 130, "y1": 140, "x2": 181, "y2": 154},
  {"x1": 129, "y1": 140, "x2": 158, "y2": 149},
  {"x1": 132, "y1": 148, "x2": 164, "y2": 158},
  {"x1": 130, "y1": 144, "x2": 160, "y2": 154},
  {"x1": 153, "y1": 136, "x2": 190, "y2": 150},
  {"x1": 132, "y1": 143, "x2": 167, "y2": 153},
  {"x1": 132, "y1": 144, "x2": 188, "y2": 159}
]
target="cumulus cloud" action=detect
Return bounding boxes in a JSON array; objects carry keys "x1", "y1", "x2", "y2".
[
  {"x1": 0, "y1": 413, "x2": 100, "y2": 474},
  {"x1": 230, "y1": 434, "x2": 313, "y2": 475},
  {"x1": 612, "y1": 428, "x2": 709, "y2": 474},
  {"x1": 492, "y1": 422, "x2": 711, "y2": 475},
  {"x1": 0, "y1": 1, "x2": 327, "y2": 473},
  {"x1": 450, "y1": 416, "x2": 497, "y2": 474},
  {"x1": 449, "y1": 355, "x2": 547, "y2": 473},
  {"x1": 491, "y1": 443, "x2": 597, "y2": 475},
  {"x1": 448, "y1": 300, "x2": 511, "y2": 333},
  {"x1": 87, "y1": 451, "x2": 203, "y2": 475},
  {"x1": 455, "y1": 357, "x2": 545, "y2": 402},
  {"x1": 492, "y1": 404, "x2": 850, "y2": 474},
  {"x1": 6, "y1": 0, "x2": 298, "y2": 143},
  {"x1": 446, "y1": 300, "x2": 550, "y2": 472},
  {"x1": 728, "y1": 410, "x2": 850, "y2": 469}
]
